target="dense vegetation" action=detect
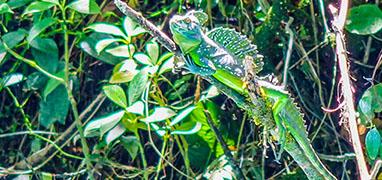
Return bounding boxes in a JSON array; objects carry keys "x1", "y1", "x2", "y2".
[{"x1": 0, "y1": 0, "x2": 381, "y2": 179}]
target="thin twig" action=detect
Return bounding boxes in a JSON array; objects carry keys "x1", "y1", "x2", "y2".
[
  {"x1": 282, "y1": 17, "x2": 294, "y2": 89},
  {"x1": 202, "y1": 105, "x2": 246, "y2": 179}
]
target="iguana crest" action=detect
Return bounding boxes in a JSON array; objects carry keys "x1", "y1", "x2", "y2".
[{"x1": 207, "y1": 27, "x2": 263, "y2": 74}]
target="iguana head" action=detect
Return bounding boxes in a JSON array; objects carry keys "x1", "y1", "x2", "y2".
[{"x1": 169, "y1": 11, "x2": 207, "y2": 53}]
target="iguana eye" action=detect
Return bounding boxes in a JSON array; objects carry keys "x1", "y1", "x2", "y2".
[{"x1": 184, "y1": 18, "x2": 191, "y2": 23}]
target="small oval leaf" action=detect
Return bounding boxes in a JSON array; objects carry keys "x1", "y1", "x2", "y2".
[
  {"x1": 171, "y1": 122, "x2": 202, "y2": 135},
  {"x1": 126, "y1": 101, "x2": 145, "y2": 116},
  {"x1": 106, "y1": 44, "x2": 135, "y2": 58},
  {"x1": 103, "y1": 85, "x2": 127, "y2": 109},
  {"x1": 87, "y1": 23, "x2": 126, "y2": 38},
  {"x1": 134, "y1": 53, "x2": 152, "y2": 65},
  {"x1": 23, "y1": 1, "x2": 54, "y2": 15},
  {"x1": 68, "y1": 0, "x2": 100, "y2": 14},
  {"x1": 84, "y1": 110, "x2": 125, "y2": 137},
  {"x1": 346, "y1": 4, "x2": 382, "y2": 35},
  {"x1": 169, "y1": 106, "x2": 196, "y2": 126},
  {"x1": 143, "y1": 107, "x2": 176, "y2": 123},
  {"x1": 27, "y1": 18, "x2": 56, "y2": 43},
  {"x1": 365, "y1": 128, "x2": 381, "y2": 160}
]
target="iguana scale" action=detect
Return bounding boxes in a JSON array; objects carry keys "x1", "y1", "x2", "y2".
[{"x1": 169, "y1": 11, "x2": 336, "y2": 180}]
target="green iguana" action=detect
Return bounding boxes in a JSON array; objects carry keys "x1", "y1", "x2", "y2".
[{"x1": 169, "y1": 11, "x2": 336, "y2": 180}]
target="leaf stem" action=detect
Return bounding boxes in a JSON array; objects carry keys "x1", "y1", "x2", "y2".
[{"x1": 60, "y1": 3, "x2": 94, "y2": 178}]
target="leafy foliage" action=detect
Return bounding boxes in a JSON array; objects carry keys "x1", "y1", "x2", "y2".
[{"x1": 0, "y1": 0, "x2": 381, "y2": 179}]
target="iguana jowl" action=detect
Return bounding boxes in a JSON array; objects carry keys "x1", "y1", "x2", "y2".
[{"x1": 170, "y1": 11, "x2": 336, "y2": 180}]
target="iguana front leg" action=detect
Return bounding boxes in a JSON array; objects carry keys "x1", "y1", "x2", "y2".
[{"x1": 183, "y1": 55, "x2": 216, "y2": 76}]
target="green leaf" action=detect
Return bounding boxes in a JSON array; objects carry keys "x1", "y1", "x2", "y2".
[
  {"x1": 84, "y1": 110, "x2": 125, "y2": 137},
  {"x1": 121, "y1": 136, "x2": 140, "y2": 160},
  {"x1": 39, "y1": 85, "x2": 69, "y2": 127},
  {"x1": 158, "y1": 55, "x2": 174, "y2": 75},
  {"x1": 27, "y1": 18, "x2": 56, "y2": 43},
  {"x1": 146, "y1": 41, "x2": 159, "y2": 64},
  {"x1": 30, "y1": 38, "x2": 58, "y2": 73},
  {"x1": 110, "y1": 71, "x2": 137, "y2": 84},
  {"x1": 7, "y1": 0, "x2": 33, "y2": 9},
  {"x1": 346, "y1": 4, "x2": 382, "y2": 35},
  {"x1": 103, "y1": 85, "x2": 127, "y2": 109},
  {"x1": 67, "y1": 0, "x2": 100, "y2": 14},
  {"x1": 41, "y1": 0, "x2": 59, "y2": 6},
  {"x1": 110, "y1": 59, "x2": 139, "y2": 83},
  {"x1": 0, "y1": 73, "x2": 24, "y2": 90},
  {"x1": 0, "y1": 29, "x2": 27, "y2": 54},
  {"x1": 201, "y1": 86, "x2": 220, "y2": 100},
  {"x1": 22, "y1": 1, "x2": 54, "y2": 15},
  {"x1": 171, "y1": 122, "x2": 202, "y2": 135},
  {"x1": 95, "y1": 38, "x2": 122, "y2": 54},
  {"x1": 42, "y1": 71, "x2": 64, "y2": 100},
  {"x1": 87, "y1": 23, "x2": 127, "y2": 38},
  {"x1": 365, "y1": 128, "x2": 381, "y2": 160},
  {"x1": 133, "y1": 52, "x2": 152, "y2": 65},
  {"x1": 123, "y1": 16, "x2": 147, "y2": 37},
  {"x1": 106, "y1": 44, "x2": 135, "y2": 58},
  {"x1": 25, "y1": 72, "x2": 48, "y2": 91},
  {"x1": 126, "y1": 101, "x2": 144, "y2": 115},
  {"x1": 143, "y1": 107, "x2": 176, "y2": 123},
  {"x1": 0, "y1": 3, "x2": 14, "y2": 14},
  {"x1": 105, "y1": 123, "x2": 126, "y2": 145},
  {"x1": 79, "y1": 33, "x2": 124, "y2": 65},
  {"x1": 358, "y1": 83, "x2": 382, "y2": 125},
  {"x1": 128, "y1": 70, "x2": 148, "y2": 105},
  {"x1": 169, "y1": 106, "x2": 195, "y2": 126}
]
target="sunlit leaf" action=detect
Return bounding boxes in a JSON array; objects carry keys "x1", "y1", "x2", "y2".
[
  {"x1": 109, "y1": 71, "x2": 138, "y2": 84},
  {"x1": 22, "y1": 1, "x2": 54, "y2": 15},
  {"x1": 133, "y1": 53, "x2": 152, "y2": 65},
  {"x1": 123, "y1": 16, "x2": 147, "y2": 37},
  {"x1": 103, "y1": 85, "x2": 127, "y2": 109},
  {"x1": 170, "y1": 106, "x2": 196, "y2": 126},
  {"x1": 158, "y1": 55, "x2": 174, "y2": 75},
  {"x1": 0, "y1": 3, "x2": 14, "y2": 14},
  {"x1": 105, "y1": 123, "x2": 126, "y2": 145},
  {"x1": 95, "y1": 38, "x2": 121, "y2": 54},
  {"x1": 365, "y1": 128, "x2": 381, "y2": 160},
  {"x1": 67, "y1": 0, "x2": 100, "y2": 14},
  {"x1": 171, "y1": 122, "x2": 202, "y2": 135},
  {"x1": 146, "y1": 41, "x2": 159, "y2": 64},
  {"x1": 41, "y1": 0, "x2": 59, "y2": 5},
  {"x1": 151, "y1": 123, "x2": 166, "y2": 136},
  {"x1": 87, "y1": 23, "x2": 127, "y2": 39},
  {"x1": 79, "y1": 33, "x2": 124, "y2": 65},
  {"x1": 201, "y1": 86, "x2": 220, "y2": 100},
  {"x1": 143, "y1": 107, "x2": 176, "y2": 123},
  {"x1": 0, "y1": 73, "x2": 24, "y2": 90},
  {"x1": 106, "y1": 44, "x2": 135, "y2": 58},
  {"x1": 128, "y1": 70, "x2": 148, "y2": 105},
  {"x1": 126, "y1": 101, "x2": 145, "y2": 115},
  {"x1": 27, "y1": 18, "x2": 56, "y2": 43},
  {"x1": 84, "y1": 110, "x2": 125, "y2": 137}
]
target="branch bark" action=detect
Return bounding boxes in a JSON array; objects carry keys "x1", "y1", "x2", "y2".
[{"x1": 330, "y1": 1, "x2": 370, "y2": 179}]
